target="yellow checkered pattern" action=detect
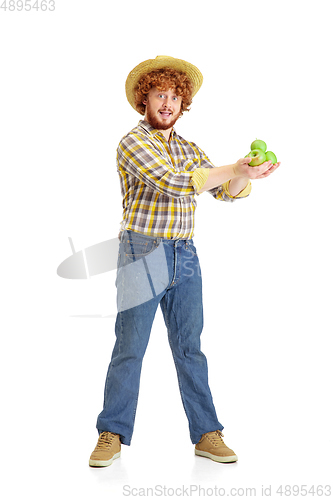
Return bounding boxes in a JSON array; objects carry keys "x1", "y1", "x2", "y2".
[{"x1": 117, "y1": 120, "x2": 251, "y2": 239}]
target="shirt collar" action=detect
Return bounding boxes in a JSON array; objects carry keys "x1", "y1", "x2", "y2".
[{"x1": 138, "y1": 120, "x2": 177, "y2": 141}]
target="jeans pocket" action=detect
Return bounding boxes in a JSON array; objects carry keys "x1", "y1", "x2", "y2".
[
  {"x1": 185, "y1": 240, "x2": 197, "y2": 257},
  {"x1": 123, "y1": 232, "x2": 159, "y2": 262}
]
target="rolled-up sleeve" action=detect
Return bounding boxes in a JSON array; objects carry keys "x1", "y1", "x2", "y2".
[
  {"x1": 190, "y1": 167, "x2": 210, "y2": 193},
  {"x1": 207, "y1": 179, "x2": 251, "y2": 201},
  {"x1": 194, "y1": 145, "x2": 252, "y2": 201}
]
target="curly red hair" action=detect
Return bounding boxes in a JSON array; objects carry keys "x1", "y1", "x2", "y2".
[{"x1": 134, "y1": 68, "x2": 193, "y2": 116}]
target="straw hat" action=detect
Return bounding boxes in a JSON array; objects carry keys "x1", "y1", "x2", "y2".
[{"x1": 125, "y1": 55, "x2": 203, "y2": 113}]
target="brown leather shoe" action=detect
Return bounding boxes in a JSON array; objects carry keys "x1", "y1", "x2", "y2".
[
  {"x1": 89, "y1": 432, "x2": 121, "y2": 467},
  {"x1": 195, "y1": 430, "x2": 238, "y2": 463}
]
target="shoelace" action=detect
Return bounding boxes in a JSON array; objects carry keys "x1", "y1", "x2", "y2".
[
  {"x1": 208, "y1": 430, "x2": 225, "y2": 447},
  {"x1": 95, "y1": 432, "x2": 116, "y2": 449}
]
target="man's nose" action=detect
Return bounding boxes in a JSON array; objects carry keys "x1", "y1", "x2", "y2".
[{"x1": 163, "y1": 97, "x2": 172, "y2": 108}]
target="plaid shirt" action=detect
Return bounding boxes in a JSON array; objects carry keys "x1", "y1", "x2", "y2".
[{"x1": 117, "y1": 120, "x2": 251, "y2": 239}]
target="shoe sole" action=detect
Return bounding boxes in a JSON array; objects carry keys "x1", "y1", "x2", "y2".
[
  {"x1": 89, "y1": 451, "x2": 121, "y2": 467},
  {"x1": 195, "y1": 449, "x2": 238, "y2": 463}
]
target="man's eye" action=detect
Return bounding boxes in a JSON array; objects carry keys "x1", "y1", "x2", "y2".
[
  {"x1": 158, "y1": 94, "x2": 165, "y2": 98},
  {"x1": 173, "y1": 97, "x2": 178, "y2": 101}
]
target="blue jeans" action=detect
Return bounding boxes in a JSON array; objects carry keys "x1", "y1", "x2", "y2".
[{"x1": 96, "y1": 229, "x2": 223, "y2": 445}]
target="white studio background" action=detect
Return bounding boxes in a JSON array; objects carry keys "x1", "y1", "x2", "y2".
[{"x1": 1, "y1": 0, "x2": 332, "y2": 498}]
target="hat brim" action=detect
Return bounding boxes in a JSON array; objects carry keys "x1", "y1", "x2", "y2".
[{"x1": 125, "y1": 55, "x2": 203, "y2": 113}]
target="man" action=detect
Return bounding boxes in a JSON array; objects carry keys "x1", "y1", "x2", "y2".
[{"x1": 89, "y1": 56, "x2": 280, "y2": 467}]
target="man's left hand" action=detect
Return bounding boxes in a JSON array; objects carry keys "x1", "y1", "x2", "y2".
[{"x1": 254, "y1": 161, "x2": 281, "y2": 179}]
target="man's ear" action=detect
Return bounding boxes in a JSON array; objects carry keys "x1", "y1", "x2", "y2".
[{"x1": 143, "y1": 99, "x2": 147, "y2": 105}]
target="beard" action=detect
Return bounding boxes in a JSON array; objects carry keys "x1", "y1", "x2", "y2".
[{"x1": 145, "y1": 103, "x2": 181, "y2": 130}]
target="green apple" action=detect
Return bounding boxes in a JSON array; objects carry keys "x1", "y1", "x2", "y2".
[
  {"x1": 246, "y1": 149, "x2": 267, "y2": 166},
  {"x1": 265, "y1": 151, "x2": 277, "y2": 164},
  {"x1": 251, "y1": 139, "x2": 267, "y2": 152}
]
